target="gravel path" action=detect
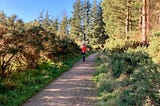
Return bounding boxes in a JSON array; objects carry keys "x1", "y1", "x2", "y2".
[{"x1": 23, "y1": 53, "x2": 98, "y2": 106}]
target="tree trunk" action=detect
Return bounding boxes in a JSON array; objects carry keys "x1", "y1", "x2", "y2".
[
  {"x1": 0, "y1": 54, "x2": 15, "y2": 79},
  {"x1": 83, "y1": 33, "x2": 86, "y2": 41},
  {"x1": 142, "y1": 0, "x2": 148, "y2": 45},
  {"x1": 146, "y1": 0, "x2": 150, "y2": 35},
  {"x1": 126, "y1": 0, "x2": 130, "y2": 35}
]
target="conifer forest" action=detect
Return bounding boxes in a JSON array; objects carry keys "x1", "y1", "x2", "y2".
[{"x1": 0, "y1": 0, "x2": 160, "y2": 106}]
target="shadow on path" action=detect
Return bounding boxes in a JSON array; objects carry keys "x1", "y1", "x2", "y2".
[{"x1": 23, "y1": 53, "x2": 98, "y2": 106}]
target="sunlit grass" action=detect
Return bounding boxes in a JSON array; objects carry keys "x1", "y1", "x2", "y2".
[{"x1": 0, "y1": 54, "x2": 82, "y2": 106}]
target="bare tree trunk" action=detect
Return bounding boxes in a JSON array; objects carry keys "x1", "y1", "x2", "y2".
[
  {"x1": 158, "y1": 15, "x2": 160, "y2": 24},
  {"x1": 129, "y1": 10, "x2": 132, "y2": 31},
  {"x1": 146, "y1": 0, "x2": 150, "y2": 35},
  {"x1": 142, "y1": 0, "x2": 148, "y2": 45},
  {"x1": 126, "y1": 0, "x2": 130, "y2": 35}
]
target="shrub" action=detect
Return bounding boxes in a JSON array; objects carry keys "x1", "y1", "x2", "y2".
[
  {"x1": 95, "y1": 37, "x2": 160, "y2": 106},
  {"x1": 148, "y1": 31, "x2": 160, "y2": 64}
]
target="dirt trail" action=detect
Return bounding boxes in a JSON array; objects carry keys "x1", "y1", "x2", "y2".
[{"x1": 23, "y1": 53, "x2": 98, "y2": 106}]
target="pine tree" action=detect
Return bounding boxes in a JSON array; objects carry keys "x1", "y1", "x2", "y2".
[
  {"x1": 90, "y1": 1, "x2": 107, "y2": 48},
  {"x1": 58, "y1": 15, "x2": 68, "y2": 38},
  {"x1": 81, "y1": 0, "x2": 91, "y2": 41},
  {"x1": 43, "y1": 11, "x2": 51, "y2": 28},
  {"x1": 90, "y1": 0, "x2": 98, "y2": 45},
  {"x1": 96, "y1": 4, "x2": 108, "y2": 44},
  {"x1": 101, "y1": 0, "x2": 122, "y2": 36},
  {"x1": 70, "y1": 0, "x2": 82, "y2": 42},
  {"x1": 145, "y1": 0, "x2": 160, "y2": 32},
  {"x1": 51, "y1": 18, "x2": 59, "y2": 34},
  {"x1": 101, "y1": 0, "x2": 141, "y2": 37},
  {"x1": 142, "y1": 0, "x2": 148, "y2": 45}
]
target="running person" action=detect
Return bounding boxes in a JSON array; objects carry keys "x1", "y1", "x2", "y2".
[{"x1": 81, "y1": 42, "x2": 87, "y2": 61}]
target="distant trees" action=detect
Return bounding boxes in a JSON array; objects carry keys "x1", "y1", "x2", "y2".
[
  {"x1": 58, "y1": 15, "x2": 68, "y2": 38},
  {"x1": 70, "y1": 0, "x2": 82, "y2": 41},
  {"x1": 81, "y1": 0, "x2": 91, "y2": 41},
  {"x1": 90, "y1": 0, "x2": 107, "y2": 47},
  {"x1": 142, "y1": 0, "x2": 160, "y2": 45},
  {"x1": 101, "y1": 0, "x2": 160, "y2": 45},
  {"x1": 70, "y1": 0, "x2": 108, "y2": 48},
  {"x1": 1, "y1": 0, "x2": 160, "y2": 79},
  {"x1": 101, "y1": 0, "x2": 141, "y2": 37}
]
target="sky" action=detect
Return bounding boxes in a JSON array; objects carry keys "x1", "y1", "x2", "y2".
[{"x1": 0, "y1": 0, "x2": 101, "y2": 22}]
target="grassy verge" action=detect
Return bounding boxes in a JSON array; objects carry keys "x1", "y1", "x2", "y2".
[
  {"x1": 0, "y1": 53, "x2": 82, "y2": 106},
  {"x1": 94, "y1": 33, "x2": 160, "y2": 106},
  {"x1": 94, "y1": 48, "x2": 160, "y2": 106}
]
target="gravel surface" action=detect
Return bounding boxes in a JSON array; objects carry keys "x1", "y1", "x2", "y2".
[{"x1": 23, "y1": 53, "x2": 98, "y2": 106}]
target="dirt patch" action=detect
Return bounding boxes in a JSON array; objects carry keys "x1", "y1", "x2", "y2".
[{"x1": 23, "y1": 53, "x2": 98, "y2": 106}]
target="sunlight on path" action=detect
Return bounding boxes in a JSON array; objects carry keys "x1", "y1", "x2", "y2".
[{"x1": 23, "y1": 53, "x2": 98, "y2": 106}]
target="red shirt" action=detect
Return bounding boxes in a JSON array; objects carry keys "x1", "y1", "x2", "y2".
[{"x1": 81, "y1": 45, "x2": 86, "y2": 53}]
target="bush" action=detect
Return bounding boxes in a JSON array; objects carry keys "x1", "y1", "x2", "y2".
[
  {"x1": 148, "y1": 32, "x2": 160, "y2": 64},
  {"x1": 95, "y1": 36, "x2": 160, "y2": 106}
]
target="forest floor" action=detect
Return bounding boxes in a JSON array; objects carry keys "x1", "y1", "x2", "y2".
[{"x1": 23, "y1": 53, "x2": 98, "y2": 106}]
